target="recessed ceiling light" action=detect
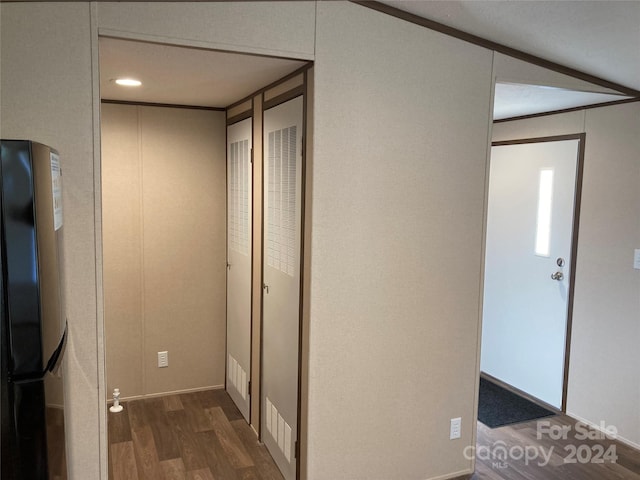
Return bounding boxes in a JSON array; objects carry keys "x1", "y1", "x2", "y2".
[{"x1": 115, "y1": 78, "x2": 142, "y2": 87}]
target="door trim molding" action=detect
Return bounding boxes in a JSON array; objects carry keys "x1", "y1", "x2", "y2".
[
  {"x1": 295, "y1": 69, "x2": 309, "y2": 480},
  {"x1": 493, "y1": 133, "x2": 585, "y2": 147},
  {"x1": 563, "y1": 133, "x2": 586, "y2": 412},
  {"x1": 489, "y1": 133, "x2": 586, "y2": 413}
]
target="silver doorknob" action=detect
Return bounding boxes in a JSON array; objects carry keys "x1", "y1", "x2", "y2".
[{"x1": 551, "y1": 271, "x2": 564, "y2": 281}]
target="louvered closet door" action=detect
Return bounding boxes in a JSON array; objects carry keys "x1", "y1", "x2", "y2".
[
  {"x1": 262, "y1": 96, "x2": 303, "y2": 480},
  {"x1": 226, "y1": 117, "x2": 252, "y2": 421}
]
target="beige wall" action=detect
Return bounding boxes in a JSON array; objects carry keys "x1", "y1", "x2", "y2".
[
  {"x1": 307, "y1": 3, "x2": 494, "y2": 479},
  {"x1": 1, "y1": 3, "x2": 99, "y2": 478},
  {"x1": 101, "y1": 104, "x2": 143, "y2": 398},
  {"x1": 101, "y1": 103, "x2": 226, "y2": 400},
  {"x1": 492, "y1": 102, "x2": 640, "y2": 447},
  {"x1": 96, "y1": 1, "x2": 316, "y2": 60}
]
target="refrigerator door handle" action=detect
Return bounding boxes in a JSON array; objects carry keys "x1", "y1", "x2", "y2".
[{"x1": 43, "y1": 319, "x2": 67, "y2": 376}]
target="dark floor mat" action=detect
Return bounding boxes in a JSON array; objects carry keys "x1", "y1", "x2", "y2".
[{"x1": 478, "y1": 377, "x2": 556, "y2": 428}]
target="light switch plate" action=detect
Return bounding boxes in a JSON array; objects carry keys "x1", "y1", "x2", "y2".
[{"x1": 634, "y1": 249, "x2": 640, "y2": 270}]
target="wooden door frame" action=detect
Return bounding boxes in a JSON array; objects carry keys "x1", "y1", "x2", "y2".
[{"x1": 487, "y1": 133, "x2": 586, "y2": 412}]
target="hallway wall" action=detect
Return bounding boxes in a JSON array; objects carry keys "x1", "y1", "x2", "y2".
[
  {"x1": 307, "y1": 3, "x2": 494, "y2": 478},
  {"x1": 0, "y1": 3, "x2": 97, "y2": 476},
  {"x1": 101, "y1": 103, "x2": 227, "y2": 400}
]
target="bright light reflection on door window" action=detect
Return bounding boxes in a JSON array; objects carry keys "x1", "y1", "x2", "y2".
[{"x1": 535, "y1": 168, "x2": 554, "y2": 257}]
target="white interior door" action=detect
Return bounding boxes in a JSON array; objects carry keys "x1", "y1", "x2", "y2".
[
  {"x1": 481, "y1": 137, "x2": 580, "y2": 409},
  {"x1": 226, "y1": 118, "x2": 252, "y2": 421},
  {"x1": 262, "y1": 96, "x2": 303, "y2": 480}
]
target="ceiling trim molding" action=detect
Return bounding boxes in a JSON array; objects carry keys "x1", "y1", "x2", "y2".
[
  {"x1": 494, "y1": 97, "x2": 640, "y2": 124},
  {"x1": 225, "y1": 62, "x2": 313, "y2": 110},
  {"x1": 227, "y1": 109, "x2": 253, "y2": 127},
  {"x1": 98, "y1": 30, "x2": 315, "y2": 62},
  {"x1": 101, "y1": 99, "x2": 225, "y2": 111},
  {"x1": 352, "y1": 1, "x2": 640, "y2": 98}
]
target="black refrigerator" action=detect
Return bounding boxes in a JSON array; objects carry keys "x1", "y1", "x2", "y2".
[{"x1": 1, "y1": 140, "x2": 68, "y2": 479}]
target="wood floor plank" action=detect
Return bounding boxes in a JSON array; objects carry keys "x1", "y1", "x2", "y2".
[
  {"x1": 211, "y1": 389, "x2": 244, "y2": 422},
  {"x1": 186, "y1": 467, "x2": 216, "y2": 480},
  {"x1": 111, "y1": 441, "x2": 138, "y2": 480},
  {"x1": 160, "y1": 458, "x2": 187, "y2": 480},
  {"x1": 166, "y1": 410, "x2": 209, "y2": 471},
  {"x1": 131, "y1": 425, "x2": 165, "y2": 480},
  {"x1": 163, "y1": 395, "x2": 185, "y2": 412},
  {"x1": 231, "y1": 420, "x2": 284, "y2": 480},
  {"x1": 602, "y1": 461, "x2": 640, "y2": 480},
  {"x1": 126, "y1": 400, "x2": 149, "y2": 429},
  {"x1": 181, "y1": 392, "x2": 215, "y2": 433},
  {"x1": 142, "y1": 397, "x2": 166, "y2": 421},
  {"x1": 143, "y1": 397, "x2": 182, "y2": 461},
  {"x1": 476, "y1": 414, "x2": 640, "y2": 480},
  {"x1": 109, "y1": 405, "x2": 132, "y2": 443},
  {"x1": 611, "y1": 441, "x2": 640, "y2": 474},
  {"x1": 237, "y1": 466, "x2": 261, "y2": 480},
  {"x1": 150, "y1": 412, "x2": 182, "y2": 461},
  {"x1": 205, "y1": 406, "x2": 254, "y2": 469},
  {"x1": 195, "y1": 389, "x2": 222, "y2": 409},
  {"x1": 197, "y1": 430, "x2": 240, "y2": 480},
  {"x1": 109, "y1": 432, "x2": 115, "y2": 480}
]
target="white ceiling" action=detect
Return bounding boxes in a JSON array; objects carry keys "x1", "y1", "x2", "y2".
[
  {"x1": 100, "y1": 2, "x2": 640, "y2": 117},
  {"x1": 99, "y1": 37, "x2": 308, "y2": 108},
  {"x1": 380, "y1": 0, "x2": 640, "y2": 93},
  {"x1": 493, "y1": 83, "x2": 627, "y2": 120}
]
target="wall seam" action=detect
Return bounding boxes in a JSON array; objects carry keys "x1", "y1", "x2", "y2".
[
  {"x1": 472, "y1": 47, "x2": 498, "y2": 476},
  {"x1": 89, "y1": 2, "x2": 107, "y2": 479},
  {"x1": 138, "y1": 105, "x2": 147, "y2": 395}
]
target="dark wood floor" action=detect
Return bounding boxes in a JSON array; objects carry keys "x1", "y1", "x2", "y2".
[
  {"x1": 109, "y1": 389, "x2": 640, "y2": 480},
  {"x1": 472, "y1": 414, "x2": 640, "y2": 479},
  {"x1": 108, "y1": 388, "x2": 283, "y2": 480}
]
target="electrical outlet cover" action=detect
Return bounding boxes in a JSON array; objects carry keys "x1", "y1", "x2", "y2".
[
  {"x1": 450, "y1": 417, "x2": 461, "y2": 439},
  {"x1": 158, "y1": 351, "x2": 169, "y2": 368}
]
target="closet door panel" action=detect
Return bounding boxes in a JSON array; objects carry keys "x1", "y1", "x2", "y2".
[
  {"x1": 262, "y1": 96, "x2": 303, "y2": 480},
  {"x1": 226, "y1": 117, "x2": 252, "y2": 421}
]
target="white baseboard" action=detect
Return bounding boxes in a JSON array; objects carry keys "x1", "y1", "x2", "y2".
[
  {"x1": 106, "y1": 384, "x2": 224, "y2": 404},
  {"x1": 566, "y1": 412, "x2": 640, "y2": 450},
  {"x1": 427, "y1": 468, "x2": 473, "y2": 480}
]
